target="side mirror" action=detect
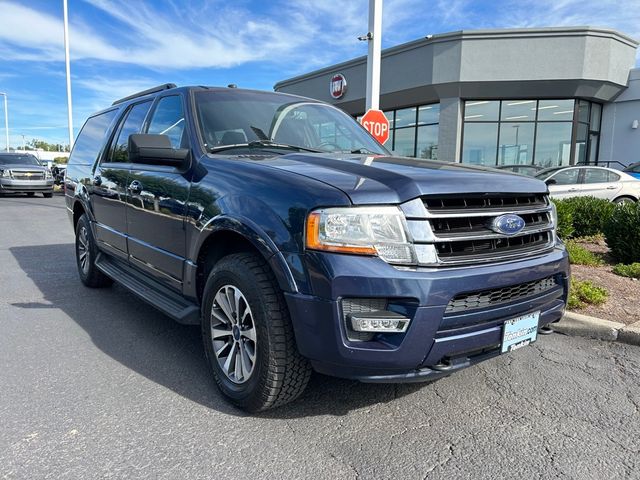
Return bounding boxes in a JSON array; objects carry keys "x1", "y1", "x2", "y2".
[
  {"x1": 128, "y1": 134, "x2": 189, "y2": 167},
  {"x1": 545, "y1": 178, "x2": 557, "y2": 186}
]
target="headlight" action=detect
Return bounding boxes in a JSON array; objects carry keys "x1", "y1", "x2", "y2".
[
  {"x1": 306, "y1": 206, "x2": 415, "y2": 264},
  {"x1": 45, "y1": 170, "x2": 53, "y2": 179}
]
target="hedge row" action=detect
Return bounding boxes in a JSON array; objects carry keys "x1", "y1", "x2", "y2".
[{"x1": 552, "y1": 197, "x2": 640, "y2": 264}]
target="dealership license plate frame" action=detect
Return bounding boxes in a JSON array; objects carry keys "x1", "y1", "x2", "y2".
[{"x1": 501, "y1": 311, "x2": 540, "y2": 353}]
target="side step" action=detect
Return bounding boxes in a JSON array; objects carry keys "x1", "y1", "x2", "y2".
[{"x1": 95, "y1": 253, "x2": 200, "y2": 325}]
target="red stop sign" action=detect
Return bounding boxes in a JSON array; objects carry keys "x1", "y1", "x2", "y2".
[{"x1": 360, "y1": 109, "x2": 390, "y2": 145}]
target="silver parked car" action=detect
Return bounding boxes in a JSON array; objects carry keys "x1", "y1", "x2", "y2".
[
  {"x1": 0, "y1": 153, "x2": 55, "y2": 197},
  {"x1": 535, "y1": 166, "x2": 640, "y2": 204}
]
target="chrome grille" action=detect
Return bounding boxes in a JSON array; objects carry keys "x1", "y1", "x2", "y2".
[
  {"x1": 446, "y1": 276, "x2": 559, "y2": 314},
  {"x1": 403, "y1": 193, "x2": 555, "y2": 266},
  {"x1": 10, "y1": 170, "x2": 45, "y2": 180}
]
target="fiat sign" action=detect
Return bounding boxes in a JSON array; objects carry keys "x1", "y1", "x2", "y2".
[
  {"x1": 360, "y1": 109, "x2": 390, "y2": 145},
  {"x1": 330, "y1": 73, "x2": 347, "y2": 99}
]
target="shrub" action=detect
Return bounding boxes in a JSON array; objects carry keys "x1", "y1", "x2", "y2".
[
  {"x1": 565, "y1": 240, "x2": 603, "y2": 266},
  {"x1": 53, "y1": 156, "x2": 68, "y2": 164},
  {"x1": 565, "y1": 196, "x2": 615, "y2": 238},
  {"x1": 552, "y1": 199, "x2": 574, "y2": 239},
  {"x1": 603, "y1": 202, "x2": 640, "y2": 264},
  {"x1": 567, "y1": 279, "x2": 608, "y2": 310},
  {"x1": 612, "y1": 262, "x2": 640, "y2": 279}
]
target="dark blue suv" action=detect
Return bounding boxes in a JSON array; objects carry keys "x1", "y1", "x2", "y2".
[{"x1": 65, "y1": 84, "x2": 569, "y2": 411}]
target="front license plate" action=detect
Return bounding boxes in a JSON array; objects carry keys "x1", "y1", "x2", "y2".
[{"x1": 501, "y1": 311, "x2": 540, "y2": 353}]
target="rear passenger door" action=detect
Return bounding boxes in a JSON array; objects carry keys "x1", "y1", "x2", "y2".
[
  {"x1": 581, "y1": 168, "x2": 621, "y2": 201},
  {"x1": 125, "y1": 95, "x2": 192, "y2": 292},
  {"x1": 91, "y1": 100, "x2": 152, "y2": 260}
]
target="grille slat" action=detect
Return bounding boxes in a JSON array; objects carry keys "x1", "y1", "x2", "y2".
[
  {"x1": 416, "y1": 193, "x2": 554, "y2": 266},
  {"x1": 446, "y1": 276, "x2": 559, "y2": 314}
]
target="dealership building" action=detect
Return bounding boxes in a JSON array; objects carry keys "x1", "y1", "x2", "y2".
[{"x1": 275, "y1": 27, "x2": 640, "y2": 169}]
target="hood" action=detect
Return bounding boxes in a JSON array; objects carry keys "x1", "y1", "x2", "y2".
[{"x1": 259, "y1": 153, "x2": 548, "y2": 205}]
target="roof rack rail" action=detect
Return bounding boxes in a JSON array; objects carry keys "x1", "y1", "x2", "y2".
[{"x1": 111, "y1": 83, "x2": 177, "y2": 106}]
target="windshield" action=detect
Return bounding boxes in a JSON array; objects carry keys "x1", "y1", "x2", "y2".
[
  {"x1": 194, "y1": 90, "x2": 387, "y2": 155},
  {"x1": 0, "y1": 154, "x2": 41, "y2": 166}
]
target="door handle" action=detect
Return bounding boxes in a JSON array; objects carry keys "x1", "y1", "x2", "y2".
[
  {"x1": 568, "y1": 188, "x2": 579, "y2": 192},
  {"x1": 128, "y1": 180, "x2": 143, "y2": 194},
  {"x1": 93, "y1": 175, "x2": 102, "y2": 186},
  {"x1": 606, "y1": 185, "x2": 617, "y2": 190}
]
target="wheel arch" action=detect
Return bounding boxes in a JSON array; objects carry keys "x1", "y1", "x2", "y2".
[{"x1": 191, "y1": 217, "x2": 298, "y2": 303}]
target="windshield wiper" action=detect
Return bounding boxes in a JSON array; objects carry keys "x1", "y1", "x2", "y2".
[{"x1": 208, "y1": 140, "x2": 323, "y2": 154}]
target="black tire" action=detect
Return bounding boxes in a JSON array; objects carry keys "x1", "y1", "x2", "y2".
[
  {"x1": 201, "y1": 252, "x2": 311, "y2": 412},
  {"x1": 43, "y1": 192, "x2": 53, "y2": 198},
  {"x1": 614, "y1": 196, "x2": 636, "y2": 205},
  {"x1": 75, "y1": 214, "x2": 113, "y2": 288},
  {"x1": 26, "y1": 192, "x2": 35, "y2": 197}
]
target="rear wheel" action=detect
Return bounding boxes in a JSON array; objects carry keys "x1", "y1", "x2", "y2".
[
  {"x1": 614, "y1": 196, "x2": 636, "y2": 205},
  {"x1": 201, "y1": 252, "x2": 311, "y2": 412},
  {"x1": 75, "y1": 214, "x2": 113, "y2": 288}
]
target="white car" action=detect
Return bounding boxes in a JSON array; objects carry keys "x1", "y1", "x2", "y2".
[{"x1": 535, "y1": 166, "x2": 640, "y2": 204}]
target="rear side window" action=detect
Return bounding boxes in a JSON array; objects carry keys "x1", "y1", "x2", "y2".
[
  {"x1": 147, "y1": 96, "x2": 186, "y2": 148},
  {"x1": 69, "y1": 110, "x2": 118, "y2": 166},
  {"x1": 109, "y1": 101, "x2": 152, "y2": 163},
  {"x1": 584, "y1": 168, "x2": 618, "y2": 184}
]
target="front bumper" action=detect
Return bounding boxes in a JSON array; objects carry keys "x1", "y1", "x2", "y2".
[
  {"x1": 0, "y1": 178, "x2": 54, "y2": 193},
  {"x1": 285, "y1": 246, "x2": 569, "y2": 382}
]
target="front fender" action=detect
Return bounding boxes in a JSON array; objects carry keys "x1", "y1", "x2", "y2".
[{"x1": 188, "y1": 214, "x2": 300, "y2": 295}]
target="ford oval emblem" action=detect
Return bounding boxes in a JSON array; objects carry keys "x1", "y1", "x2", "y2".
[{"x1": 491, "y1": 214, "x2": 526, "y2": 236}]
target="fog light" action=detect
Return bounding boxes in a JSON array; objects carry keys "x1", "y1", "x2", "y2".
[{"x1": 350, "y1": 311, "x2": 410, "y2": 333}]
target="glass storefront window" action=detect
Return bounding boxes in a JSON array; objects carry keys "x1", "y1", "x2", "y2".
[
  {"x1": 462, "y1": 123, "x2": 499, "y2": 165},
  {"x1": 500, "y1": 100, "x2": 536, "y2": 122},
  {"x1": 590, "y1": 103, "x2": 602, "y2": 132},
  {"x1": 574, "y1": 123, "x2": 588, "y2": 164},
  {"x1": 393, "y1": 127, "x2": 416, "y2": 157},
  {"x1": 537, "y1": 99, "x2": 574, "y2": 121},
  {"x1": 577, "y1": 100, "x2": 590, "y2": 123},
  {"x1": 534, "y1": 122, "x2": 572, "y2": 167},
  {"x1": 417, "y1": 124, "x2": 438, "y2": 160},
  {"x1": 418, "y1": 104, "x2": 440, "y2": 125},
  {"x1": 464, "y1": 101, "x2": 499, "y2": 122},
  {"x1": 395, "y1": 107, "x2": 417, "y2": 128},
  {"x1": 498, "y1": 122, "x2": 535, "y2": 165}
]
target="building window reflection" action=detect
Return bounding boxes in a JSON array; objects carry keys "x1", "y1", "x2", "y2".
[{"x1": 461, "y1": 99, "x2": 602, "y2": 168}]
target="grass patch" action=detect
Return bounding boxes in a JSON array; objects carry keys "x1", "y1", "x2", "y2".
[
  {"x1": 568, "y1": 279, "x2": 608, "y2": 310},
  {"x1": 612, "y1": 263, "x2": 640, "y2": 279},
  {"x1": 566, "y1": 240, "x2": 604, "y2": 266}
]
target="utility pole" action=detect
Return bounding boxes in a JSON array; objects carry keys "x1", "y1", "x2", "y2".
[
  {"x1": 365, "y1": 0, "x2": 382, "y2": 111},
  {"x1": 0, "y1": 93, "x2": 8, "y2": 152},
  {"x1": 63, "y1": 0, "x2": 74, "y2": 149}
]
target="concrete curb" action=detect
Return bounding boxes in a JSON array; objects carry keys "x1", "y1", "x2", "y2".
[{"x1": 551, "y1": 312, "x2": 640, "y2": 346}]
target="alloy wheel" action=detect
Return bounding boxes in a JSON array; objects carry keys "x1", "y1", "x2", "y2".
[
  {"x1": 210, "y1": 285, "x2": 257, "y2": 384},
  {"x1": 77, "y1": 226, "x2": 90, "y2": 274}
]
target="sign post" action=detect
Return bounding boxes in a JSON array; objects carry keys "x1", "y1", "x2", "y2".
[
  {"x1": 361, "y1": 109, "x2": 390, "y2": 145},
  {"x1": 365, "y1": 0, "x2": 382, "y2": 111}
]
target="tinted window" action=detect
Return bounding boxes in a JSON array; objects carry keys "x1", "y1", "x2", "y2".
[
  {"x1": 69, "y1": 110, "x2": 118, "y2": 165},
  {"x1": 147, "y1": 96, "x2": 185, "y2": 149},
  {"x1": 551, "y1": 169, "x2": 579, "y2": 185},
  {"x1": 0, "y1": 154, "x2": 40, "y2": 166},
  {"x1": 583, "y1": 168, "x2": 619, "y2": 184},
  {"x1": 109, "y1": 101, "x2": 152, "y2": 163}
]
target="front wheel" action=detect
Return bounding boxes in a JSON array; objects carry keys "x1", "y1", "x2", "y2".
[
  {"x1": 614, "y1": 196, "x2": 636, "y2": 205},
  {"x1": 201, "y1": 253, "x2": 311, "y2": 412},
  {"x1": 43, "y1": 192, "x2": 53, "y2": 198}
]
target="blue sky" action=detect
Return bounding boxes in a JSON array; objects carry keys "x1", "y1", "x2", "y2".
[{"x1": 0, "y1": 0, "x2": 639, "y2": 148}]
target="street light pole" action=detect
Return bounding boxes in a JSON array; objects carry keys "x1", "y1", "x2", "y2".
[
  {"x1": 364, "y1": 0, "x2": 382, "y2": 111},
  {"x1": 0, "y1": 93, "x2": 8, "y2": 152},
  {"x1": 63, "y1": 0, "x2": 74, "y2": 150}
]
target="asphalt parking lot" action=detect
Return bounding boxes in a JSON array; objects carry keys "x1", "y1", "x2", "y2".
[{"x1": 1, "y1": 194, "x2": 639, "y2": 479}]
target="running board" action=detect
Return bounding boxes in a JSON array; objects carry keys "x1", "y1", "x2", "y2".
[{"x1": 95, "y1": 253, "x2": 200, "y2": 325}]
